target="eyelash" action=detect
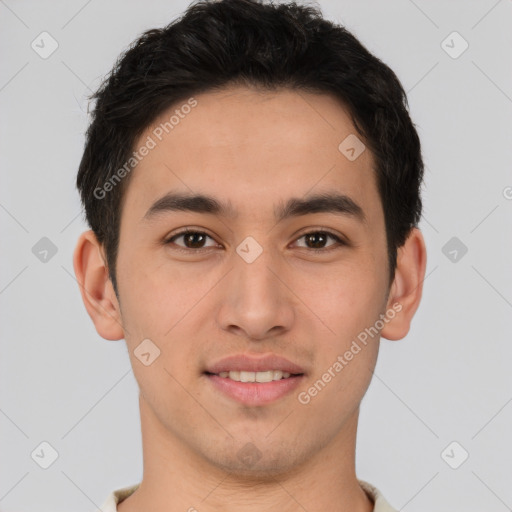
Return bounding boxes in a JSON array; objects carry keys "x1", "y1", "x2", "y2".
[{"x1": 164, "y1": 228, "x2": 347, "y2": 253}]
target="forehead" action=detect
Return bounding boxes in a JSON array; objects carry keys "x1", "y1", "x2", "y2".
[{"x1": 122, "y1": 86, "x2": 381, "y2": 223}]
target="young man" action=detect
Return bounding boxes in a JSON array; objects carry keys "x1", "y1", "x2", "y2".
[{"x1": 73, "y1": 0, "x2": 427, "y2": 510}]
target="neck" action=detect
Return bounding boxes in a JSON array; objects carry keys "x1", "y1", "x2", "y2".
[{"x1": 118, "y1": 395, "x2": 374, "y2": 512}]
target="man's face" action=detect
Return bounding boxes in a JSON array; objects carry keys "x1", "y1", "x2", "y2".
[{"x1": 115, "y1": 86, "x2": 392, "y2": 475}]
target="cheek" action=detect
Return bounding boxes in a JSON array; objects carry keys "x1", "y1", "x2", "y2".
[
  {"x1": 117, "y1": 255, "x2": 195, "y2": 337},
  {"x1": 301, "y1": 261, "x2": 387, "y2": 338},
  {"x1": 296, "y1": 338, "x2": 378, "y2": 431},
  {"x1": 116, "y1": 260, "x2": 208, "y2": 388},
  {"x1": 301, "y1": 293, "x2": 380, "y2": 413},
  {"x1": 298, "y1": 264, "x2": 385, "y2": 404}
]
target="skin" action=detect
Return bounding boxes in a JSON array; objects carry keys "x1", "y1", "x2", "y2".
[{"x1": 74, "y1": 85, "x2": 427, "y2": 512}]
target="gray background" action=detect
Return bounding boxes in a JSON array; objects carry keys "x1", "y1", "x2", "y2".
[{"x1": 1, "y1": 0, "x2": 511, "y2": 511}]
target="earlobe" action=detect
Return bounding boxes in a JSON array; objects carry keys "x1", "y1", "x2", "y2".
[
  {"x1": 381, "y1": 228, "x2": 427, "y2": 341},
  {"x1": 73, "y1": 230, "x2": 125, "y2": 341}
]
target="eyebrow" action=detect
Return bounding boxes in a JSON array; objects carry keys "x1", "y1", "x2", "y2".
[{"x1": 142, "y1": 191, "x2": 366, "y2": 224}]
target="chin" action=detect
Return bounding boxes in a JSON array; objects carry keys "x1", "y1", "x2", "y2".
[
  {"x1": 200, "y1": 438, "x2": 312, "y2": 481},
  {"x1": 212, "y1": 455, "x2": 295, "y2": 480}
]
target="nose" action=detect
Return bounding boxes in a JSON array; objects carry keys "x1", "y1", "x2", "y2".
[{"x1": 216, "y1": 245, "x2": 295, "y2": 341}]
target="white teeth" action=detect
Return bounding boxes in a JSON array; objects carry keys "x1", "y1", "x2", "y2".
[
  {"x1": 256, "y1": 371, "x2": 274, "y2": 383},
  {"x1": 216, "y1": 370, "x2": 293, "y2": 382},
  {"x1": 240, "y1": 371, "x2": 253, "y2": 382}
]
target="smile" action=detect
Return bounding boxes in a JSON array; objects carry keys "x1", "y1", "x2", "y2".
[
  {"x1": 205, "y1": 371, "x2": 304, "y2": 406},
  {"x1": 216, "y1": 370, "x2": 293, "y2": 382}
]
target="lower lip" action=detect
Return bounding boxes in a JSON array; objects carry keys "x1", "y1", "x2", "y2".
[{"x1": 205, "y1": 373, "x2": 304, "y2": 406}]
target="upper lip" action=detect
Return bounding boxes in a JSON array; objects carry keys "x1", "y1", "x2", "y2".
[{"x1": 205, "y1": 354, "x2": 306, "y2": 375}]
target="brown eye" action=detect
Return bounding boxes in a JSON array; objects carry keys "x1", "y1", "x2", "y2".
[
  {"x1": 166, "y1": 230, "x2": 217, "y2": 250},
  {"x1": 295, "y1": 231, "x2": 345, "y2": 251}
]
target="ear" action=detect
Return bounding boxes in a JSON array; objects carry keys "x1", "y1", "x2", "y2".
[
  {"x1": 380, "y1": 228, "x2": 427, "y2": 341},
  {"x1": 73, "y1": 230, "x2": 125, "y2": 341}
]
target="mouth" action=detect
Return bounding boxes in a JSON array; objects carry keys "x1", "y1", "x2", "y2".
[
  {"x1": 203, "y1": 353, "x2": 306, "y2": 405},
  {"x1": 204, "y1": 372, "x2": 305, "y2": 406},
  {"x1": 204, "y1": 353, "x2": 306, "y2": 376},
  {"x1": 204, "y1": 370, "x2": 303, "y2": 382},
  {"x1": 203, "y1": 365, "x2": 305, "y2": 405}
]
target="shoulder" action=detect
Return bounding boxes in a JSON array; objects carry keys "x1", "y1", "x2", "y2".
[
  {"x1": 359, "y1": 480, "x2": 398, "y2": 512},
  {"x1": 99, "y1": 483, "x2": 140, "y2": 512}
]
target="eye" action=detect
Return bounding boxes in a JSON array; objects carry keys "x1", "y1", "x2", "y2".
[
  {"x1": 164, "y1": 228, "x2": 347, "y2": 253},
  {"x1": 165, "y1": 229, "x2": 218, "y2": 251},
  {"x1": 294, "y1": 230, "x2": 346, "y2": 251}
]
